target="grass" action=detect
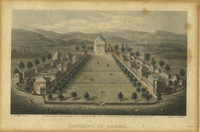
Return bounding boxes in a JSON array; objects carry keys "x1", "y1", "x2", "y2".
[{"x1": 46, "y1": 53, "x2": 155, "y2": 103}]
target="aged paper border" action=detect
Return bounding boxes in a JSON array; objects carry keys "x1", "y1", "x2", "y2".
[{"x1": 0, "y1": 0, "x2": 199, "y2": 132}]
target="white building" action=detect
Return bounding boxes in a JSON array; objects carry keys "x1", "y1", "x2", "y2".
[{"x1": 94, "y1": 35, "x2": 106, "y2": 54}]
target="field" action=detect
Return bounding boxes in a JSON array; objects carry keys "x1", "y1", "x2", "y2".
[{"x1": 45, "y1": 54, "x2": 155, "y2": 103}]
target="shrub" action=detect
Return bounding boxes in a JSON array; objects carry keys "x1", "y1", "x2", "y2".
[
  {"x1": 136, "y1": 87, "x2": 140, "y2": 92},
  {"x1": 141, "y1": 88, "x2": 146, "y2": 92}
]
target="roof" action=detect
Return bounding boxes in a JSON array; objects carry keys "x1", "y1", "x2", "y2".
[
  {"x1": 95, "y1": 36, "x2": 106, "y2": 42},
  {"x1": 63, "y1": 61, "x2": 71, "y2": 66},
  {"x1": 173, "y1": 74, "x2": 180, "y2": 79},
  {"x1": 35, "y1": 77, "x2": 50, "y2": 82},
  {"x1": 157, "y1": 77, "x2": 165, "y2": 82},
  {"x1": 162, "y1": 71, "x2": 169, "y2": 75},
  {"x1": 15, "y1": 72, "x2": 22, "y2": 75},
  {"x1": 137, "y1": 58, "x2": 143, "y2": 62},
  {"x1": 155, "y1": 68, "x2": 160, "y2": 71},
  {"x1": 24, "y1": 69, "x2": 35, "y2": 74},
  {"x1": 49, "y1": 70, "x2": 60, "y2": 75},
  {"x1": 75, "y1": 54, "x2": 81, "y2": 56},
  {"x1": 149, "y1": 74, "x2": 160, "y2": 80},
  {"x1": 44, "y1": 63, "x2": 51, "y2": 66}
]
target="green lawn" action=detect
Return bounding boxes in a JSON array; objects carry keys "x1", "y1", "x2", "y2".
[{"x1": 46, "y1": 53, "x2": 156, "y2": 103}]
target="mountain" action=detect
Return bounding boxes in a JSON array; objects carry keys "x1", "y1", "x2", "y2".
[
  {"x1": 12, "y1": 29, "x2": 54, "y2": 46},
  {"x1": 12, "y1": 28, "x2": 187, "y2": 47}
]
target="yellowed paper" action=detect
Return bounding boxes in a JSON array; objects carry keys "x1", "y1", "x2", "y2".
[{"x1": 0, "y1": 0, "x2": 199, "y2": 131}]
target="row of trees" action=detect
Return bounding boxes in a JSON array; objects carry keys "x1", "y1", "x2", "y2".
[
  {"x1": 50, "y1": 56, "x2": 88, "y2": 97},
  {"x1": 48, "y1": 91, "x2": 90, "y2": 101},
  {"x1": 15, "y1": 53, "x2": 52, "y2": 73},
  {"x1": 75, "y1": 45, "x2": 93, "y2": 51}
]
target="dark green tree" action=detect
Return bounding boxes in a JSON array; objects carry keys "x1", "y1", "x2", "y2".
[
  {"x1": 82, "y1": 45, "x2": 86, "y2": 50},
  {"x1": 165, "y1": 64, "x2": 171, "y2": 73},
  {"x1": 127, "y1": 47, "x2": 133, "y2": 52},
  {"x1": 84, "y1": 92, "x2": 90, "y2": 101},
  {"x1": 145, "y1": 95, "x2": 150, "y2": 102},
  {"x1": 131, "y1": 92, "x2": 138, "y2": 103},
  {"x1": 136, "y1": 51, "x2": 140, "y2": 57},
  {"x1": 48, "y1": 94, "x2": 52, "y2": 99},
  {"x1": 34, "y1": 59, "x2": 40, "y2": 67},
  {"x1": 71, "y1": 92, "x2": 77, "y2": 100},
  {"x1": 41, "y1": 56, "x2": 46, "y2": 64},
  {"x1": 144, "y1": 53, "x2": 150, "y2": 62},
  {"x1": 114, "y1": 45, "x2": 119, "y2": 50},
  {"x1": 180, "y1": 68, "x2": 185, "y2": 78},
  {"x1": 136, "y1": 87, "x2": 141, "y2": 92},
  {"x1": 151, "y1": 58, "x2": 156, "y2": 66},
  {"x1": 47, "y1": 53, "x2": 52, "y2": 59},
  {"x1": 133, "y1": 82, "x2": 136, "y2": 86},
  {"x1": 141, "y1": 88, "x2": 146, "y2": 92},
  {"x1": 118, "y1": 92, "x2": 123, "y2": 102},
  {"x1": 157, "y1": 95, "x2": 162, "y2": 103},
  {"x1": 159, "y1": 60, "x2": 165, "y2": 69},
  {"x1": 27, "y1": 61, "x2": 33, "y2": 69},
  {"x1": 58, "y1": 93, "x2": 64, "y2": 101},
  {"x1": 138, "y1": 82, "x2": 141, "y2": 87},
  {"x1": 14, "y1": 68, "x2": 19, "y2": 74},
  {"x1": 90, "y1": 46, "x2": 94, "y2": 51},
  {"x1": 19, "y1": 61, "x2": 25, "y2": 71}
]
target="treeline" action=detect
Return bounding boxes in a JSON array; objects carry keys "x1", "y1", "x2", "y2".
[{"x1": 11, "y1": 49, "x2": 49, "y2": 59}]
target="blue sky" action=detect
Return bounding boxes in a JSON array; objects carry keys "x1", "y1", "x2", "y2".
[{"x1": 12, "y1": 10, "x2": 187, "y2": 34}]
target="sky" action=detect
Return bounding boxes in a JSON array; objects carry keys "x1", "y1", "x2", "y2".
[{"x1": 12, "y1": 10, "x2": 187, "y2": 34}]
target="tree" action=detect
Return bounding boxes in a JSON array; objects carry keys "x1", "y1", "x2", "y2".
[
  {"x1": 138, "y1": 82, "x2": 141, "y2": 87},
  {"x1": 114, "y1": 45, "x2": 119, "y2": 50},
  {"x1": 58, "y1": 93, "x2": 64, "y2": 101},
  {"x1": 159, "y1": 60, "x2": 165, "y2": 69},
  {"x1": 14, "y1": 68, "x2": 19, "y2": 74},
  {"x1": 27, "y1": 61, "x2": 33, "y2": 69},
  {"x1": 134, "y1": 78, "x2": 138, "y2": 82},
  {"x1": 127, "y1": 47, "x2": 133, "y2": 52},
  {"x1": 141, "y1": 92, "x2": 146, "y2": 98},
  {"x1": 118, "y1": 92, "x2": 123, "y2": 101},
  {"x1": 84, "y1": 92, "x2": 90, "y2": 101},
  {"x1": 141, "y1": 88, "x2": 146, "y2": 92},
  {"x1": 71, "y1": 92, "x2": 77, "y2": 100},
  {"x1": 90, "y1": 46, "x2": 94, "y2": 51},
  {"x1": 180, "y1": 68, "x2": 185, "y2": 78},
  {"x1": 129, "y1": 77, "x2": 133, "y2": 82},
  {"x1": 136, "y1": 51, "x2": 140, "y2": 57},
  {"x1": 131, "y1": 92, "x2": 138, "y2": 103},
  {"x1": 157, "y1": 95, "x2": 162, "y2": 103},
  {"x1": 174, "y1": 81, "x2": 178, "y2": 87},
  {"x1": 82, "y1": 45, "x2": 86, "y2": 50},
  {"x1": 121, "y1": 47, "x2": 125, "y2": 55},
  {"x1": 34, "y1": 59, "x2": 40, "y2": 67},
  {"x1": 164, "y1": 64, "x2": 171, "y2": 73},
  {"x1": 130, "y1": 52, "x2": 135, "y2": 56},
  {"x1": 151, "y1": 58, "x2": 156, "y2": 66},
  {"x1": 145, "y1": 95, "x2": 150, "y2": 102},
  {"x1": 133, "y1": 82, "x2": 136, "y2": 86},
  {"x1": 47, "y1": 53, "x2": 52, "y2": 59},
  {"x1": 144, "y1": 53, "x2": 150, "y2": 62},
  {"x1": 19, "y1": 61, "x2": 25, "y2": 71},
  {"x1": 48, "y1": 94, "x2": 52, "y2": 99},
  {"x1": 136, "y1": 87, "x2": 141, "y2": 92},
  {"x1": 41, "y1": 56, "x2": 46, "y2": 64}
]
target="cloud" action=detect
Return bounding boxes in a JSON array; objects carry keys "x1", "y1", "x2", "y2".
[{"x1": 31, "y1": 13, "x2": 147, "y2": 33}]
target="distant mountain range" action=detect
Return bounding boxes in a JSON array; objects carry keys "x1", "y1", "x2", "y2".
[{"x1": 11, "y1": 28, "x2": 187, "y2": 47}]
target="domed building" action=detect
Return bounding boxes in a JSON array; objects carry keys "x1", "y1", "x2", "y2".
[{"x1": 94, "y1": 34, "x2": 106, "y2": 54}]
